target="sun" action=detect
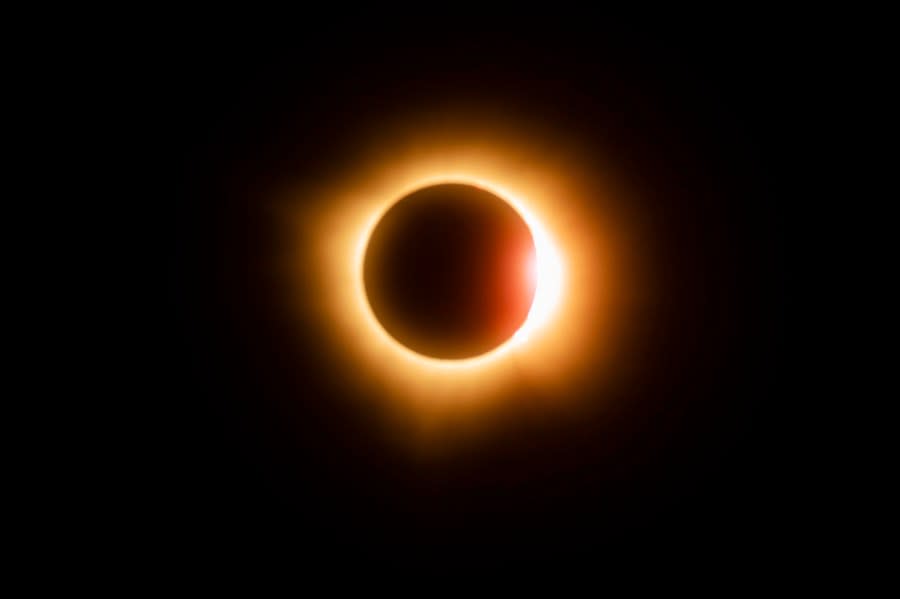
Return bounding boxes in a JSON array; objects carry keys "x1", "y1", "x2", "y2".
[{"x1": 282, "y1": 118, "x2": 634, "y2": 422}]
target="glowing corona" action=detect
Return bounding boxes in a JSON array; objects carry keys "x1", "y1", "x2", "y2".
[{"x1": 284, "y1": 119, "x2": 633, "y2": 422}]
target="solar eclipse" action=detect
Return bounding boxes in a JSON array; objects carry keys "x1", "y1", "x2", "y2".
[
  {"x1": 285, "y1": 117, "x2": 640, "y2": 428},
  {"x1": 161, "y1": 25, "x2": 788, "y2": 559}
]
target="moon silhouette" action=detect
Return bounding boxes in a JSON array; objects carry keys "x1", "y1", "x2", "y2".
[{"x1": 363, "y1": 183, "x2": 537, "y2": 360}]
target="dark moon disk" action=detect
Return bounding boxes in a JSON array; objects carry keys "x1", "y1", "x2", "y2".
[{"x1": 363, "y1": 183, "x2": 537, "y2": 359}]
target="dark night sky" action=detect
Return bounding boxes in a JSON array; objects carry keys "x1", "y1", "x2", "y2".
[{"x1": 134, "y1": 18, "x2": 805, "y2": 564}]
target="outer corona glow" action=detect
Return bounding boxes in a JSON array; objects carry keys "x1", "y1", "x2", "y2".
[{"x1": 284, "y1": 120, "x2": 634, "y2": 426}]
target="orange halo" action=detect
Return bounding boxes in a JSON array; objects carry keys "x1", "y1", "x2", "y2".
[{"x1": 283, "y1": 121, "x2": 635, "y2": 422}]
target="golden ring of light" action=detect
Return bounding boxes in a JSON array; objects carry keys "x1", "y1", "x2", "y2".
[
  {"x1": 286, "y1": 125, "x2": 631, "y2": 419},
  {"x1": 356, "y1": 176, "x2": 564, "y2": 370}
]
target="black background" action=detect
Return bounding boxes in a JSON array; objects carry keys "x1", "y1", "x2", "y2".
[{"x1": 139, "y1": 17, "x2": 802, "y2": 564}]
